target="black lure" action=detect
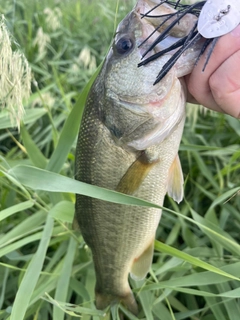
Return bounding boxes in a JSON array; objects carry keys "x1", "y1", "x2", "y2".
[{"x1": 138, "y1": 0, "x2": 219, "y2": 84}]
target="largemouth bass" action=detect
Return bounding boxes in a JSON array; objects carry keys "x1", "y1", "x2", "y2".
[{"x1": 74, "y1": 0, "x2": 201, "y2": 315}]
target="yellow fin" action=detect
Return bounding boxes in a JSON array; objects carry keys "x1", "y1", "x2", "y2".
[
  {"x1": 167, "y1": 154, "x2": 184, "y2": 204},
  {"x1": 130, "y1": 240, "x2": 154, "y2": 281},
  {"x1": 116, "y1": 153, "x2": 156, "y2": 195}
]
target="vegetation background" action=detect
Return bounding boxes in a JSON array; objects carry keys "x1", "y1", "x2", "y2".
[{"x1": 0, "y1": 0, "x2": 240, "y2": 319}]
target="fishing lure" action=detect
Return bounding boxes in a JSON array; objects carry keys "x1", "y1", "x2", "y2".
[
  {"x1": 198, "y1": 0, "x2": 240, "y2": 38},
  {"x1": 139, "y1": 0, "x2": 240, "y2": 84}
]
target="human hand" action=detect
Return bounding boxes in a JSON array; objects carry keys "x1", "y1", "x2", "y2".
[{"x1": 185, "y1": 24, "x2": 240, "y2": 119}]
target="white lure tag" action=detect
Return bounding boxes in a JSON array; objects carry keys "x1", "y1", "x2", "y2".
[{"x1": 198, "y1": 0, "x2": 240, "y2": 38}]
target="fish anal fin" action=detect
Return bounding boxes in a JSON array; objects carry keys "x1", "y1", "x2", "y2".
[
  {"x1": 116, "y1": 153, "x2": 157, "y2": 195},
  {"x1": 130, "y1": 239, "x2": 154, "y2": 281},
  {"x1": 167, "y1": 154, "x2": 184, "y2": 204}
]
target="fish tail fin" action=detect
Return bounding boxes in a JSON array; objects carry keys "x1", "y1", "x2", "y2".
[{"x1": 95, "y1": 290, "x2": 138, "y2": 316}]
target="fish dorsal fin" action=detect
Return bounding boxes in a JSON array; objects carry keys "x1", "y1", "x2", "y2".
[
  {"x1": 130, "y1": 240, "x2": 154, "y2": 281},
  {"x1": 116, "y1": 153, "x2": 156, "y2": 195},
  {"x1": 167, "y1": 154, "x2": 184, "y2": 204}
]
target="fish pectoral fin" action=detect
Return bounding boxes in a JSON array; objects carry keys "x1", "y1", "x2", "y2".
[
  {"x1": 116, "y1": 153, "x2": 156, "y2": 195},
  {"x1": 167, "y1": 154, "x2": 184, "y2": 204},
  {"x1": 130, "y1": 240, "x2": 154, "y2": 281}
]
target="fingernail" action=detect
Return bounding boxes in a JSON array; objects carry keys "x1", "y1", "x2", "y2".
[{"x1": 231, "y1": 25, "x2": 240, "y2": 37}]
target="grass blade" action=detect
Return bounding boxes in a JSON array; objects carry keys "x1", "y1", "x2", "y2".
[
  {"x1": 154, "y1": 240, "x2": 240, "y2": 281},
  {"x1": 10, "y1": 215, "x2": 54, "y2": 320},
  {"x1": 0, "y1": 200, "x2": 34, "y2": 222},
  {"x1": 9, "y1": 165, "x2": 160, "y2": 208},
  {"x1": 0, "y1": 109, "x2": 47, "y2": 129},
  {"x1": 46, "y1": 66, "x2": 100, "y2": 173},
  {"x1": 53, "y1": 237, "x2": 77, "y2": 320},
  {"x1": 20, "y1": 123, "x2": 47, "y2": 168}
]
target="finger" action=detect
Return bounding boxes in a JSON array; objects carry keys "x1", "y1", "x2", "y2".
[
  {"x1": 185, "y1": 24, "x2": 240, "y2": 115},
  {"x1": 209, "y1": 50, "x2": 240, "y2": 118}
]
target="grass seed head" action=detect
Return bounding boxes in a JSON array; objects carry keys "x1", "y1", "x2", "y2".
[
  {"x1": 44, "y1": 7, "x2": 62, "y2": 31},
  {"x1": 0, "y1": 15, "x2": 31, "y2": 129},
  {"x1": 78, "y1": 46, "x2": 96, "y2": 72},
  {"x1": 33, "y1": 27, "x2": 51, "y2": 59}
]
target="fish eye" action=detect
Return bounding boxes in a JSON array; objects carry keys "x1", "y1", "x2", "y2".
[{"x1": 115, "y1": 36, "x2": 134, "y2": 55}]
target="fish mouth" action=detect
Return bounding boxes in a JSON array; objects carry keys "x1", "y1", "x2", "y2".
[
  {"x1": 115, "y1": 1, "x2": 192, "y2": 64},
  {"x1": 133, "y1": 0, "x2": 200, "y2": 76},
  {"x1": 136, "y1": 0, "x2": 217, "y2": 84}
]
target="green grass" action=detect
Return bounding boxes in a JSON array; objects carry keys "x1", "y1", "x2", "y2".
[{"x1": 0, "y1": 0, "x2": 240, "y2": 319}]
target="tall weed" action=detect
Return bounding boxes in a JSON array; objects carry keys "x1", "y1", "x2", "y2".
[{"x1": 0, "y1": 1, "x2": 239, "y2": 319}]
